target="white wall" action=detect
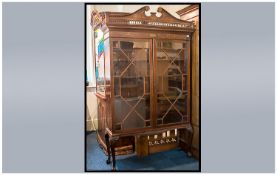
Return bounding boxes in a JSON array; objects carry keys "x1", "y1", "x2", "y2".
[
  {"x1": 86, "y1": 5, "x2": 95, "y2": 87},
  {"x1": 86, "y1": 89, "x2": 98, "y2": 131}
]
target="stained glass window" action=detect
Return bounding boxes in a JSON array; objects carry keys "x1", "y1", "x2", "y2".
[{"x1": 95, "y1": 29, "x2": 105, "y2": 95}]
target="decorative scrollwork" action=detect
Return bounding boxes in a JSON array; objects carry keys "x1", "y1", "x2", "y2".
[
  {"x1": 91, "y1": 6, "x2": 194, "y2": 32},
  {"x1": 148, "y1": 137, "x2": 177, "y2": 146},
  {"x1": 91, "y1": 10, "x2": 105, "y2": 28}
]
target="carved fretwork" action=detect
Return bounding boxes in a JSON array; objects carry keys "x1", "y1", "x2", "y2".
[
  {"x1": 91, "y1": 6, "x2": 194, "y2": 33},
  {"x1": 91, "y1": 10, "x2": 106, "y2": 28}
]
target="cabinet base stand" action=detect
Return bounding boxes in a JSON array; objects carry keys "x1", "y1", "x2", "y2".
[{"x1": 102, "y1": 127, "x2": 193, "y2": 171}]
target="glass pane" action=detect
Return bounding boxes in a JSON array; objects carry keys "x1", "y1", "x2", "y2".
[
  {"x1": 104, "y1": 38, "x2": 111, "y2": 84},
  {"x1": 113, "y1": 40, "x2": 150, "y2": 130},
  {"x1": 145, "y1": 76, "x2": 150, "y2": 94},
  {"x1": 114, "y1": 97, "x2": 132, "y2": 124},
  {"x1": 183, "y1": 74, "x2": 187, "y2": 91},
  {"x1": 157, "y1": 96, "x2": 171, "y2": 121},
  {"x1": 175, "y1": 93, "x2": 187, "y2": 117},
  {"x1": 121, "y1": 66, "x2": 144, "y2": 98},
  {"x1": 183, "y1": 42, "x2": 189, "y2": 74},
  {"x1": 114, "y1": 77, "x2": 120, "y2": 96},
  {"x1": 113, "y1": 49, "x2": 130, "y2": 76},
  {"x1": 122, "y1": 111, "x2": 145, "y2": 129},
  {"x1": 163, "y1": 110, "x2": 182, "y2": 124},
  {"x1": 135, "y1": 96, "x2": 150, "y2": 120},
  {"x1": 156, "y1": 40, "x2": 188, "y2": 125}
]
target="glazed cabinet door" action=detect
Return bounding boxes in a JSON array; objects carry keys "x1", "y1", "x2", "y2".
[
  {"x1": 111, "y1": 39, "x2": 152, "y2": 131},
  {"x1": 155, "y1": 39, "x2": 190, "y2": 126}
]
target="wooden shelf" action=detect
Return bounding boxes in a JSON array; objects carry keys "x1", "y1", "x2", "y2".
[
  {"x1": 113, "y1": 75, "x2": 149, "y2": 78},
  {"x1": 157, "y1": 90, "x2": 188, "y2": 94},
  {"x1": 114, "y1": 96, "x2": 145, "y2": 101},
  {"x1": 113, "y1": 59, "x2": 148, "y2": 62},
  {"x1": 157, "y1": 58, "x2": 184, "y2": 61},
  {"x1": 157, "y1": 74, "x2": 188, "y2": 77},
  {"x1": 121, "y1": 85, "x2": 140, "y2": 88},
  {"x1": 157, "y1": 48, "x2": 185, "y2": 52},
  {"x1": 162, "y1": 74, "x2": 183, "y2": 77},
  {"x1": 113, "y1": 48, "x2": 148, "y2": 51}
]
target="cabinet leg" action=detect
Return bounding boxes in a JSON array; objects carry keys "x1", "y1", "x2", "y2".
[
  {"x1": 178, "y1": 127, "x2": 194, "y2": 157},
  {"x1": 187, "y1": 126, "x2": 193, "y2": 157},
  {"x1": 104, "y1": 134, "x2": 111, "y2": 164},
  {"x1": 111, "y1": 141, "x2": 116, "y2": 171}
]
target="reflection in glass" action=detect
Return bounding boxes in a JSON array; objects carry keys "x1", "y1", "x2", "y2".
[
  {"x1": 113, "y1": 40, "x2": 150, "y2": 130},
  {"x1": 156, "y1": 40, "x2": 189, "y2": 125}
]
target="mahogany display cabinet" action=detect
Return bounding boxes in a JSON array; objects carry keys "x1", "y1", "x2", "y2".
[{"x1": 91, "y1": 6, "x2": 196, "y2": 170}]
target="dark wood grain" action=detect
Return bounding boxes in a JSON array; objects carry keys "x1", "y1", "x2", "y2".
[{"x1": 90, "y1": 6, "x2": 197, "y2": 167}]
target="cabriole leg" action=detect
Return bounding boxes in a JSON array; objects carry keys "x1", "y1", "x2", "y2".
[
  {"x1": 111, "y1": 141, "x2": 116, "y2": 171},
  {"x1": 104, "y1": 134, "x2": 111, "y2": 164}
]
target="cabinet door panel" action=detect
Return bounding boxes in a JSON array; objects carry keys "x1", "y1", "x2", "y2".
[
  {"x1": 112, "y1": 39, "x2": 151, "y2": 131},
  {"x1": 155, "y1": 40, "x2": 190, "y2": 125}
]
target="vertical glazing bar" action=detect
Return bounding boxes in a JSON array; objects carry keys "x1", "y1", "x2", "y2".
[
  {"x1": 182, "y1": 74, "x2": 184, "y2": 92},
  {"x1": 144, "y1": 77, "x2": 146, "y2": 95},
  {"x1": 119, "y1": 78, "x2": 121, "y2": 96},
  {"x1": 152, "y1": 38, "x2": 157, "y2": 128},
  {"x1": 111, "y1": 39, "x2": 114, "y2": 130},
  {"x1": 187, "y1": 39, "x2": 191, "y2": 123}
]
